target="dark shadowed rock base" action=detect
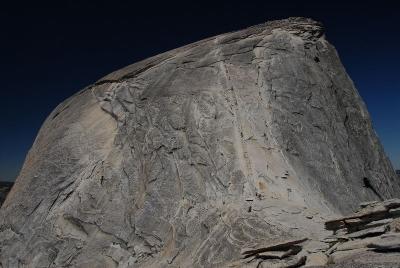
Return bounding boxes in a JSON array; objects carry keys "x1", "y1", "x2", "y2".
[{"x1": 0, "y1": 182, "x2": 13, "y2": 207}]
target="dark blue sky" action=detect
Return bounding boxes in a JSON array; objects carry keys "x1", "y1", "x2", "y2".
[{"x1": 0, "y1": 1, "x2": 399, "y2": 181}]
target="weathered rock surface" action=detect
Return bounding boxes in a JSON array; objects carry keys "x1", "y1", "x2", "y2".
[
  {"x1": 304, "y1": 252, "x2": 329, "y2": 267},
  {"x1": 325, "y1": 198, "x2": 400, "y2": 232},
  {"x1": 0, "y1": 181, "x2": 13, "y2": 207},
  {"x1": 1, "y1": 17, "x2": 399, "y2": 267},
  {"x1": 319, "y1": 199, "x2": 400, "y2": 267}
]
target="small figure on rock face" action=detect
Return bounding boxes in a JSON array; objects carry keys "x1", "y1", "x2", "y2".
[
  {"x1": 248, "y1": 206, "x2": 252, "y2": 212},
  {"x1": 281, "y1": 170, "x2": 289, "y2": 179},
  {"x1": 363, "y1": 177, "x2": 383, "y2": 201},
  {"x1": 287, "y1": 188, "x2": 292, "y2": 201}
]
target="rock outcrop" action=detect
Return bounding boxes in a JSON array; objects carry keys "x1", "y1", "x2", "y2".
[
  {"x1": 1, "y1": 17, "x2": 399, "y2": 267},
  {"x1": 316, "y1": 199, "x2": 400, "y2": 266}
]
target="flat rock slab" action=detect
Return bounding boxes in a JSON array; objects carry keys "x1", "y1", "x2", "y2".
[
  {"x1": 383, "y1": 199, "x2": 400, "y2": 210},
  {"x1": 325, "y1": 205, "x2": 389, "y2": 231},
  {"x1": 346, "y1": 225, "x2": 388, "y2": 239},
  {"x1": 325, "y1": 200, "x2": 400, "y2": 232},
  {"x1": 326, "y1": 251, "x2": 400, "y2": 267},
  {"x1": 330, "y1": 248, "x2": 372, "y2": 263},
  {"x1": 256, "y1": 247, "x2": 301, "y2": 260},
  {"x1": 336, "y1": 237, "x2": 380, "y2": 251},
  {"x1": 368, "y1": 233, "x2": 400, "y2": 251},
  {"x1": 241, "y1": 238, "x2": 308, "y2": 257},
  {"x1": 364, "y1": 218, "x2": 393, "y2": 229}
]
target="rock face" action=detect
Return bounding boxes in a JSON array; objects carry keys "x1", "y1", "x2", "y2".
[
  {"x1": 0, "y1": 17, "x2": 399, "y2": 267},
  {"x1": 0, "y1": 181, "x2": 13, "y2": 207}
]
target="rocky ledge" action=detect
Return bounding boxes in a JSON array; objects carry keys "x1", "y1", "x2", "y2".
[
  {"x1": 235, "y1": 199, "x2": 400, "y2": 267},
  {"x1": 317, "y1": 199, "x2": 400, "y2": 266}
]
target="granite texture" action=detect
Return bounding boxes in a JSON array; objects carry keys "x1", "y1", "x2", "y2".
[{"x1": 0, "y1": 17, "x2": 399, "y2": 267}]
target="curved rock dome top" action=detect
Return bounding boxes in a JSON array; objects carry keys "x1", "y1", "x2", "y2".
[{"x1": 1, "y1": 17, "x2": 399, "y2": 267}]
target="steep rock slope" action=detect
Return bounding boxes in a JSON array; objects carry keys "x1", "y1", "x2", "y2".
[{"x1": 0, "y1": 18, "x2": 398, "y2": 268}]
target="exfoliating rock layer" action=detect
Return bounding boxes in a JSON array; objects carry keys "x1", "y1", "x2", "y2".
[{"x1": 1, "y1": 17, "x2": 399, "y2": 268}]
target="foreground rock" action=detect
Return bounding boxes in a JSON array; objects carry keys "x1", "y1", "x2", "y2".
[
  {"x1": 239, "y1": 238, "x2": 307, "y2": 267},
  {"x1": 325, "y1": 199, "x2": 400, "y2": 232},
  {"x1": 0, "y1": 181, "x2": 13, "y2": 207},
  {"x1": 1, "y1": 17, "x2": 399, "y2": 267},
  {"x1": 318, "y1": 199, "x2": 400, "y2": 266}
]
